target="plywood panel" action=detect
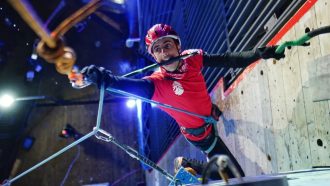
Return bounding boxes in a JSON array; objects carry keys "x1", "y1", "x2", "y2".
[
  {"x1": 265, "y1": 53, "x2": 292, "y2": 171},
  {"x1": 220, "y1": 87, "x2": 246, "y2": 174},
  {"x1": 216, "y1": 89, "x2": 238, "y2": 170},
  {"x1": 14, "y1": 102, "x2": 145, "y2": 186},
  {"x1": 237, "y1": 66, "x2": 266, "y2": 176},
  {"x1": 315, "y1": 0, "x2": 330, "y2": 56},
  {"x1": 293, "y1": 4, "x2": 330, "y2": 167},
  {"x1": 277, "y1": 22, "x2": 311, "y2": 170},
  {"x1": 313, "y1": 0, "x2": 330, "y2": 165},
  {"x1": 257, "y1": 62, "x2": 279, "y2": 174}
]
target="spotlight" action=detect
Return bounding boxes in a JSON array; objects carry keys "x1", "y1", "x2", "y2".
[
  {"x1": 125, "y1": 38, "x2": 140, "y2": 48},
  {"x1": 34, "y1": 64, "x2": 42, "y2": 72},
  {"x1": 25, "y1": 70, "x2": 35, "y2": 82},
  {"x1": 59, "y1": 124, "x2": 79, "y2": 140},
  {"x1": 27, "y1": 39, "x2": 43, "y2": 73},
  {"x1": 22, "y1": 136, "x2": 35, "y2": 151},
  {"x1": 126, "y1": 99, "x2": 136, "y2": 108},
  {"x1": 0, "y1": 94, "x2": 15, "y2": 108},
  {"x1": 30, "y1": 53, "x2": 38, "y2": 60}
]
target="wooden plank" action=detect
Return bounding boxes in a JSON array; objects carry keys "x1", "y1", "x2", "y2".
[
  {"x1": 280, "y1": 23, "x2": 311, "y2": 170},
  {"x1": 234, "y1": 67, "x2": 268, "y2": 176},
  {"x1": 222, "y1": 86, "x2": 250, "y2": 175},
  {"x1": 15, "y1": 103, "x2": 144, "y2": 186},
  {"x1": 217, "y1": 91, "x2": 237, "y2": 166},
  {"x1": 295, "y1": 1, "x2": 330, "y2": 166},
  {"x1": 265, "y1": 33, "x2": 292, "y2": 172},
  {"x1": 314, "y1": 0, "x2": 330, "y2": 122},
  {"x1": 246, "y1": 66, "x2": 267, "y2": 175},
  {"x1": 293, "y1": 5, "x2": 322, "y2": 167},
  {"x1": 234, "y1": 77, "x2": 256, "y2": 176},
  {"x1": 219, "y1": 85, "x2": 245, "y2": 173},
  {"x1": 257, "y1": 62, "x2": 279, "y2": 174},
  {"x1": 315, "y1": 0, "x2": 330, "y2": 56},
  {"x1": 312, "y1": 101, "x2": 330, "y2": 165},
  {"x1": 313, "y1": 0, "x2": 330, "y2": 166}
]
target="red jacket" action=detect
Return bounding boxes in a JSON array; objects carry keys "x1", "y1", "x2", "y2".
[{"x1": 145, "y1": 49, "x2": 213, "y2": 141}]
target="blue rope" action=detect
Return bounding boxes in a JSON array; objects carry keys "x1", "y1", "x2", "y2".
[{"x1": 106, "y1": 87, "x2": 218, "y2": 125}]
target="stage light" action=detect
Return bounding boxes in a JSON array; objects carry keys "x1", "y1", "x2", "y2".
[
  {"x1": 126, "y1": 99, "x2": 136, "y2": 108},
  {"x1": 119, "y1": 61, "x2": 132, "y2": 74},
  {"x1": 30, "y1": 53, "x2": 38, "y2": 60},
  {"x1": 22, "y1": 136, "x2": 35, "y2": 151},
  {"x1": 25, "y1": 70, "x2": 35, "y2": 82},
  {"x1": 0, "y1": 94, "x2": 15, "y2": 108},
  {"x1": 125, "y1": 38, "x2": 140, "y2": 48},
  {"x1": 113, "y1": 0, "x2": 124, "y2": 4},
  {"x1": 0, "y1": 94, "x2": 49, "y2": 109},
  {"x1": 35, "y1": 64, "x2": 42, "y2": 72},
  {"x1": 27, "y1": 39, "x2": 43, "y2": 74},
  {"x1": 59, "y1": 124, "x2": 79, "y2": 140}
]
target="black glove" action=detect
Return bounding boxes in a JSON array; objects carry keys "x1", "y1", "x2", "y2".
[
  {"x1": 80, "y1": 65, "x2": 112, "y2": 88},
  {"x1": 257, "y1": 45, "x2": 285, "y2": 60}
]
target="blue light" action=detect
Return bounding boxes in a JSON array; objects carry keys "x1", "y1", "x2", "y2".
[
  {"x1": 26, "y1": 70, "x2": 35, "y2": 82},
  {"x1": 35, "y1": 64, "x2": 42, "y2": 72},
  {"x1": 30, "y1": 53, "x2": 38, "y2": 60},
  {"x1": 126, "y1": 99, "x2": 136, "y2": 108},
  {"x1": 22, "y1": 136, "x2": 35, "y2": 150},
  {"x1": 119, "y1": 61, "x2": 132, "y2": 74}
]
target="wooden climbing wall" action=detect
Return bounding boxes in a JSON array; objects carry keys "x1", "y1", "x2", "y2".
[{"x1": 12, "y1": 101, "x2": 145, "y2": 186}]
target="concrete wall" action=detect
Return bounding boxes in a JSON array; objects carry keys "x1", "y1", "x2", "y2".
[{"x1": 146, "y1": 1, "x2": 330, "y2": 185}]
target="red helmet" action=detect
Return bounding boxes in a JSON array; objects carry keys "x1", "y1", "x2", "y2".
[{"x1": 145, "y1": 24, "x2": 181, "y2": 54}]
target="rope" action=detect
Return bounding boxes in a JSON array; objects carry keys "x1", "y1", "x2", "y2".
[
  {"x1": 95, "y1": 128, "x2": 176, "y2": 182},
  {"x1": 52, "y1": 0, "x2": 103, "y2": 38},
  {"x1": 276, "y1": 25, "x2": 330, "y2": 54},
  {"x1": 106, "y1": 87, "x2": 217, "y2": 124},
  {"x1": 7, "y1": 0, "x2": 103, "y2": 75},
  {"x1": 7, "y1": 0, "x2": 56, "y2": 48}
]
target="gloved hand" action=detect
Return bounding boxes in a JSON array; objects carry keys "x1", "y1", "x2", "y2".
[
  {"x1": 258, "y1": 45, "x2": 285, "y2": 60},
  {"x1": 80, "y1": 65, "x2": 112, "y2": 88}
]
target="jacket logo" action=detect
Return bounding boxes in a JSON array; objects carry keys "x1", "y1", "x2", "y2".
[{"x1": 173, "y1": 81, "x2": 184, "y2": 95}]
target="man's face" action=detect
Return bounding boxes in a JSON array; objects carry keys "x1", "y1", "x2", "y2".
[{"x1": 151, "y1": 38, "x2": 180, "y2": 72}]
